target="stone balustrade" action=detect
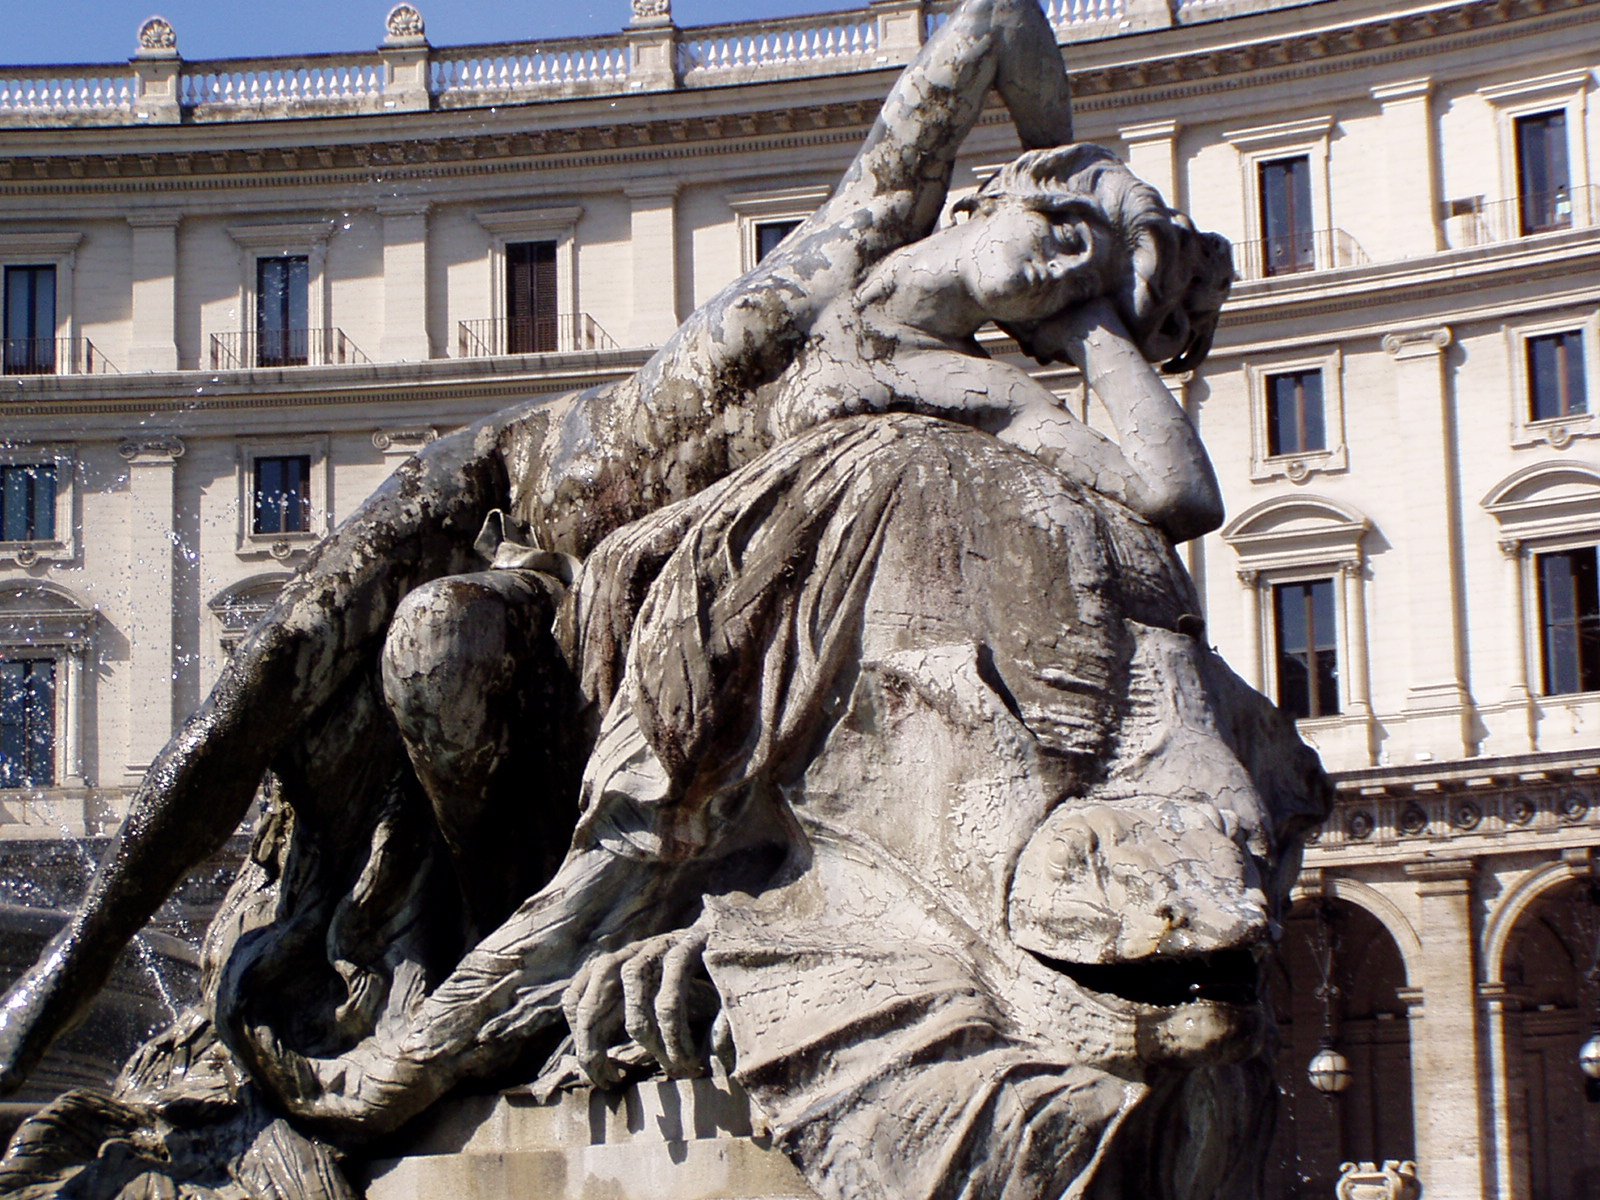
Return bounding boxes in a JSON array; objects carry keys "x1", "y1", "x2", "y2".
[{"x1": 0, "y1": 0, "x2": 1315, "y2": 127}]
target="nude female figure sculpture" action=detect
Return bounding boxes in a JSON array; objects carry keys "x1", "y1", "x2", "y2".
[{"x1": 0, "y1": 8, "x2": 1326, "y2": 1199}]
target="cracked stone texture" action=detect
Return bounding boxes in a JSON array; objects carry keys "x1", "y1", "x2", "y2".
[{"x1": 0, "y1": 2, "x2": 1327, "y2": 1198}]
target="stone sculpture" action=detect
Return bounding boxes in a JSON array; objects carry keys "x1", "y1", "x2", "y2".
[{"x1": 0, "y1": 1, "x2": 1329, "y2": 1197}]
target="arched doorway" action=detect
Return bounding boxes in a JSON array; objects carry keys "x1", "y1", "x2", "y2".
[
  {"x1": 1501, "y1": 879, "x2": 1600, "y2": 1200},
  {"x1": 1265, "y1": 898, "x2": 1415, "y2": 1198}
]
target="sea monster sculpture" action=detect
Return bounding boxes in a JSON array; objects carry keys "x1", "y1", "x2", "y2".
[{"x1": 0, "y1": 1, "x2": 1329, "y2": 1198}]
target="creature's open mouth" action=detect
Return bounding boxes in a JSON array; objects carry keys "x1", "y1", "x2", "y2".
[{"x1": 1033, "y1": 947, "x2": 1261, "y2": 1008}]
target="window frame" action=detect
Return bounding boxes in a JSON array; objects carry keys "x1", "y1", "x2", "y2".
[
  {"x1": 1270, "y1": 575, "x2": 1344, "y2": 721},
  {"x1": 234, "y1": 437, "x2": 330, "y2": 560},
  {"x1": 1245, "y1": 348, "x2": 1347, "y2": 483},
  {"x1": 726, "y1": 183, "x2": 829, "y2": 273},
  {"x1": 1532, "y1": 543, "x2": 1600, "y2": 697},
  {"x1": 0, "y1": 444, "x2": 76, "y2": 567},
  {"x1": 1478, "y1": 70, "x2": 1592, "y2": 235},
  {"x1": 1222, "y1": 116, "x2": 1335, "y2": 275},
  {"x1": 0, "y1": 232, "x2": 81, "y2": 378},
  {"x1": 475, "y1": 206, "x2": 583, "y2": 356},
  {"x1": 0, "y1": 581, "x2": 94, "y2": 792},
  {"x1": 1506, "y1": 311, "x2": 1600, "y2": 449},
  {"x1": 0, "y1": 655, "x2": 57, "y2": 789},
  {"x1": 226, "y1": 221, "x2": 334, "y2": 368}
]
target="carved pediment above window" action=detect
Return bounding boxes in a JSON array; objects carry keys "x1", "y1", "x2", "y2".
[
  {"x1": 0, "y1": 582, "x2": 95, "y2": 649},
  {"x1": 1482, "y1": 461, "x2": 1600, "y2": 544},
  {"x1": 1222, "y1": 495, "x2": 1371, "y2": 573}
]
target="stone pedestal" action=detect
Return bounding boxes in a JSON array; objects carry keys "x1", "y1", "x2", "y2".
[{"x1": 366, "y1": 1077, "x2": 817, "y2": 1200}]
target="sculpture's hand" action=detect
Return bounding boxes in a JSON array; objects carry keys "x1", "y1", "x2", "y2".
[{"x1": 561, "y1": 924, "x2": 717, "y2": 1087}]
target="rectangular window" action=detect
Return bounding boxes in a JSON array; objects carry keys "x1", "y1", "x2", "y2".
[
  {"x1": 0, "y1": 658, "x2": 55, "y2": 788},
  {"x1": 506, "y1": 240, "x2": 558, "y2": 354},
  {"x1": 1274, "y1": 579, "x2": 1340, "y2": 720},
  {"x1": 1527, "y1": 330, "x2": 1587, "y2": 422},
  {"x1": 3, "y1": 265, "x2": 57, "y2": 376},
  {"x1": 1266, "y1": 370, "x2": 1327, "y2": 455},
  {"x1": 253, "y1": 454, "x2": 312, "y2": 535},
  {"x1": 1516, "y1": 110, "x2": 1572, "y2": 235},
  {"x1": 1538, "y1": 547, "x2": 1600, "y2": 695},
  {"x1": 256, "y1": 256, "x2": 309, "y2": 367},
  {"x1": 755, "y1": 219, "x2": 802, "y2": 263},
  {"x1": 0, "y1": 464, "x2": 56, "y2": 542},
  {"x1": 1258, "y1": 156, "x2": 1315, "y2": 277}
]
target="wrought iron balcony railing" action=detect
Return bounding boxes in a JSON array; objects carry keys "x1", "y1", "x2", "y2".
[
  {"x1": 208, "y1": 328, "x2": 370, "y2": 370},
  {"x1": 1443, "y1": 185, "x2": 1600, "y2": 249},
  {"x1": 1231, "y1": 228, "x2": 1371, "y2": 283},
  {"x1": 0, "y1": 337, "x2": 116, "y2": 377},
  {"x1": 457, "y1": 314, "x2": 619, "y2": 358}
]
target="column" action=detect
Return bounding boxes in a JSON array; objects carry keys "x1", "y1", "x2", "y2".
[
  {"x1": 1404, "y1": 859, "x2": 1488, "y2": 1200},
  {"x1": 60, "y1": 644, "x2": 88, "y2": 787},
  {"x1": 627, "y1": 181, "x2": 681, "y2": 348},
  {"x1": 119, "y1": 435, "x2": 184, "y2": 780},
  {"x1": 1480, "y1": 981, "x2": 1532, "y2": 1200},
  {"x1": 1371, "y1": 78, "x2": 1441, "y2": 258},
  {"x1": 1339, "y1": 559, "x2": 1372, "y2": 715},
  {"x1": 127, "y1": 212, "x2": 181, "y2": 372},
  {"x1": 1384, "y1": 327, "x2": 1474, "y2": 760},
  {"x1": 1237, "y1": 569, "x2": 1264, "y2": 691},
  {"x1": 1499, "y1": 538, "x2": 1538, "y2": 754},
  {"x1": 870, "y1": 0, "x2": 926, "y2": 65},
  {"x1": 1120, "y1": 119, "x2": 1180, "y2": 206},
  {"x1": 379, "y1": 202, "x2": 431, "y2": 362}
]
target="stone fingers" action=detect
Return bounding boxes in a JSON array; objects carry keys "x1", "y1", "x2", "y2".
[{"x1": 563, "y1": 950, "x2": 628, "y2": 1088}]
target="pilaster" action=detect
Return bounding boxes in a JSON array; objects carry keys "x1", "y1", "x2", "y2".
[
  {"x1": 378, "y1": 202, "x2": 432, "y2": 362},
  {"x1": 1120, "y1": 119, "x2": 1180, "y2": 206},
  {"x1": 626, "y1": 2, "x2": 679, "y2": 93},
  {"x1": 1370, "y1": 78, "x2": 1441, "y2": 257},
  {"x1": 1403, "y1": 858, "x2": 1487, "y2": 1200},
  {"x1": 118, "y1": 435, "x2": 184, "y2": 780},
  {"x1": 627, "y1": 180, "x2": 681, "y2": 348},
  {"x1": 1383, "y1": 326, "x2": 1475, "y2": 760},
  {"x1": 127, "y1": 212, "x2": 181, "y2": 372}
]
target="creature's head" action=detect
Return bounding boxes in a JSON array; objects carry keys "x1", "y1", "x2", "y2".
[{"x1": 955, "y1": 144, "x2": 1233, "y2": 372}]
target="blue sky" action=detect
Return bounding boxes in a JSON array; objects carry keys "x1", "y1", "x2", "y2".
[{"x1": 5, "y1": 1, "x2": 851, "y2": 66}]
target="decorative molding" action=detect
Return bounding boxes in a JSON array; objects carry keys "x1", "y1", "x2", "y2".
[
  {"x1": 136, "y1": 16, "x2": 178, "y2": 55},
  {"x1": 1381, "y1": 326, "x2": 1453, "y2": 358},
  {"x1": 372, "y1": 426, "x2": 438, "y2": 454},
  {"x1": 1370, "y1": 77, "x2": 1432, "y2": 104},
  {"x1": 385, "y1": 3, "x2": 426, "y2": 43},
  {"x1": 117, "y1": 435, "x2": 185, "y2": 461},
  {"x1": 1477, "y1": 67, "x2": 1595, "y2": 106},
  {"x1": 1220, "y1": 114, "x2": 1336, "y2": 151},
  {"x1": 475, "y1": 206, "x2": 585, "y2": 237}
]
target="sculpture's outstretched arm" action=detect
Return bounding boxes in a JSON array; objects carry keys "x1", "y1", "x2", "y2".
[
  {"x1": 0, "y1": 413, "x2": 523, "y2": 1094},
  {"x1": 615, "y1": 0, "x2": 1074, "y2": 438}
]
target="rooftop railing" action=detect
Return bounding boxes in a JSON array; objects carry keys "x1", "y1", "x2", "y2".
[
  {"x1": 0, "y1": 338, "x2": 117, "y2": 378},
  {"x1": 1442, "y1": 186, "x2": 1600, "y2": 250},
  {"x1": 1231, "y1": 228, "x2": 1371, "y2": 283},
  {"x1": 0, "y1": 0, "x2": 1254, "y2": 127},
  {"x1": 457, "y1": 314, "x2": 619, "y2": 359}
]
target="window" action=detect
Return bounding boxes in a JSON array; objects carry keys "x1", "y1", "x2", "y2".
[
  {"x1": 1274, "y1": 578, "x2": 1340, "y2": 720},
  {"x1": 1537, "y1": 546, "x2": 1600, "y2": 695},
  {"x1": 506, "y1": 240, "x2": 558, "y2": 354},
  {"x1": 0, "y1": 657, "x2": 55, "y2": 788},
  {"x1": 1267, "y1": 371, "x2": 1327, "y2": 456},
  {"x1": 0, "y1": 464, "x2": 56, "y2": 543},
  {"x1": 256, "y1": 256, "x2": 309, "y2": 367},
  {"x1": 253, "y1": 455, "x2": 311, "y2": 535},
  {"x1": 755, "y1": 219, "x2": 801, "y2": 263},
  {"x1": 1259, "y1": 156, "x2": 1314, "y2": 276},
  {"x1": 3, "y1": 265, "x2": 57, "y2": 375},
  {"x1": 1516, "y1": 110, "x2": 1572, "y2": 235},
  {"x1": 1527, "y1": 330, "x2": 1587, "y2": 422}
]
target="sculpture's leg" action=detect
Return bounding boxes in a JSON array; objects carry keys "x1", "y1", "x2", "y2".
[
  {"x1": 380, "y1": 569, "x2": 581, "y2": 931},
  {"x1": 0, "y1": 420, "x2": 512, "y2": 1095}
]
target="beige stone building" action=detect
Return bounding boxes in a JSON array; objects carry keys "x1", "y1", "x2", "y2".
[{"x1": 2, "y1": 0, "x2": 1599, "y2": 1194}]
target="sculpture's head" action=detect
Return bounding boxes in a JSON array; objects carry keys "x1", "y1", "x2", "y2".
[{"x1": 954, "y1": 144, "x2": 1233, "y2": 371}]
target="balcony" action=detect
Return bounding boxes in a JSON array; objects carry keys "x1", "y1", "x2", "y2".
[
  {"x1": 1443, "y1": 186, "x2": 1600, "y2": 250},
  {"x1": 1231, "y1": 228, "x2": 1370, "y2": 283},
  {"x1": 457, "y1": 314, "x2": 618, "y2": 358},
  {"x1": 0, "y1": 337, "x2": 115, "y2": 377},
  {"x1": 208, "y1": 328, "x2": 370, "y2": 370}
]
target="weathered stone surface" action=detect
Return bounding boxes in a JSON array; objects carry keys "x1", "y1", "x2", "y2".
[{"x1": 0, "y1": 2, "x2": 1327, "y2": 1198}]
